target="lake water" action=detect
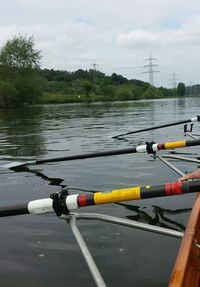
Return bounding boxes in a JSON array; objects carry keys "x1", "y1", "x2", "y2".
[{"x1": 0, "y1": 98, "x2": 200, "y2": 287}]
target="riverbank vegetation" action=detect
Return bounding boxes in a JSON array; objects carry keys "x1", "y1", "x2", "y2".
[
  {"x1": 39, "y1": 69, "x2": 174, "y2": 104},
  {"x1": 0, "y1": 34, "x2": 198, "y2": 108}
]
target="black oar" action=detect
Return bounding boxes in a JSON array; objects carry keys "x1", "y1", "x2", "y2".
[
  {"x1": 1, "y1": 138, "x2": 200, "y2": 169},
  {"x1": 112, "y1": 115, "x2": 200, "y2": 139},
  {"x1": 0, "y1": 179, "x2": 200, "y2": 217}
]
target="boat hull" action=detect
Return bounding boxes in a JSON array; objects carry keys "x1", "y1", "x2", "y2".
[{"x1": 169, "y1": 193, "x2": 200, "y2": 286}]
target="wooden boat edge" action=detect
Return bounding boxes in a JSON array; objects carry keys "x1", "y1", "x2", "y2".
[{"x1": 168, "y1": 192, "x2": 200, "y2": 286}]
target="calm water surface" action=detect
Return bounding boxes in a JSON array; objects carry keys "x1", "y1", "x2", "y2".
[{"x1": 0, "y1": 98, "x2": 200, "y2": 287}]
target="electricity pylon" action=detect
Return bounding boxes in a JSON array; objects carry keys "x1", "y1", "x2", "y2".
[{"x1": 143, "y1": 53, "x2": 159, "y2": 86}]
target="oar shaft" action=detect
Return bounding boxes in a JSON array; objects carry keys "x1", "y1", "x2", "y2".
[
  {"x1": 1, "y1": 180, "x2": 200, "y2": 217},
  {"x1": 0, "y1": 198, "x2": 54, "y2": 217},
  {"x1": 36, "y1": 147, "x2": 137, "y2": 164},
  {"x1": 2, "y1": 138, "x2": 200, "y2": 169},
  {"x1": 0, "y1": 203, "x2": 29, "y2": 217},
  {"x1": 71, "y1": 180, "x2": 200, "y2": 210},
  {"x1": 35, "y1": 138, "x2": 200, "y2": 165},
  {"x1": 112, "y1": 116, "x2": 200, "y2": 138}
]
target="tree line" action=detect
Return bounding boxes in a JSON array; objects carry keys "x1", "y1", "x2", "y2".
[{"x1": 0, "y1": 35, "x2": 188, "y2": 108}]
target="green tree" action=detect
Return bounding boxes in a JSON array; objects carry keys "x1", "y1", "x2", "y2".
[
  {"x1": 111, "y1": 73, "x2": 127, "y2": 85},
  {"x1": 115, "y1": 86, "x2": 133, "y2": 100},
  {"x1": 130, "y1": 85, "x2": 142, "y2": 100},
  {"x1": 0, "y1": 80, "x2": 17, "y2": 108},
  {"x1": 143, "y1": 86, "x2": 162, "y2": 99},
  {"x1": 0, "y1": 34, "x2": 43, "y2": 106},
  {"x1": 100, "y1": 84, "x2": 115, "y2": 97},
  {"x1": 177, "y1": 82, "x2": 186, "y2": 97},
  {"x1": 0, "y1": 34, "x2": 41, "y2": 69},
  {"x1": 81, "y1": 80, "x2": 93, "y2": 97}
]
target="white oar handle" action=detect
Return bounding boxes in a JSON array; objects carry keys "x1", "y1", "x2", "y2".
[
  {"x1": 28, "y1": 198, "x2": 54, "y2": 214},
  {"x1": 191, "y1": 116, "x2": 200, "y2": 122},
  {"x1": 28, "y1": 195, "x2": 79, "y2": 215}
]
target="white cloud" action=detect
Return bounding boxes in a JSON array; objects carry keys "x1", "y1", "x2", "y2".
[
  {"x1": 117, "y1": 24, "x2": 200, "y2": 49},
  {"x1": 0, "y1": 0, "x2": 200, "y2": 87}
]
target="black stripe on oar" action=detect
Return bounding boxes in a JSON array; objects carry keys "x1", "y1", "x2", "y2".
[
  {"x1": 36, "y1": 147, "x2": 137, "y2": 164},
  {"x1": 0, "y1": 203, "x2": 29, "y2": 217},
  {"x1": 185, "y1": 138, "x2": 200, "y2": 147},
  {"x1": 112, "y1": 116, "x2": 200, "y2": 139},
  {"x1": 0, "y1": 198, "x2": 54, "y2": 217}
]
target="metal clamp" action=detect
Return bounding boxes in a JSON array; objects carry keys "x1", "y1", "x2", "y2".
[
  {"x1": 50, "y1": 187, "x2": 69, "y2": 216},
  {"x1": 145, "y1": 141, "x2": 156, "y2": 154},
  {"x1": 184, "y1": 123, "x2": 194, "y2": 133}
]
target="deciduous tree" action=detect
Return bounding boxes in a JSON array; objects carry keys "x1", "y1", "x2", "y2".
[
  {"x1": 177, "y1": 82, "x2": 186, "y2": 97},
  {"x1": 0, "y1": 34, "x2": 41, "y2": 69},
  {"x1": 0, "y1": 34, "x2": 44, "y2": 106}
]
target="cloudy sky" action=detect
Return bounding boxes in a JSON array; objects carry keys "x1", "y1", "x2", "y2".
[{"x1": 0, "y1": 0, "x2": 200, "y2": 87}]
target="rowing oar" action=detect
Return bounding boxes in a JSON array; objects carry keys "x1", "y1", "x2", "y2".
[
  {"x1": 2, "y1": 138, "x2": 200, "y2": 169},
  {"x1": 112, "y1": 115, "x2": 200, "y2": 139},
  {"x1": 0, "y1": 179, "x2": 200, "y2": 217}
]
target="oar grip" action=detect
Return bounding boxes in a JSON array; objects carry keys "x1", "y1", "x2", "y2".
[{"x1": 28, "y1": 198, "x2": 54, "y2": 215}]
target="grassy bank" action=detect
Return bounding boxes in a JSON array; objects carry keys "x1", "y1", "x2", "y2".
[{"x1": 39, "y1": 91, "x2": 170, "y2": 104}]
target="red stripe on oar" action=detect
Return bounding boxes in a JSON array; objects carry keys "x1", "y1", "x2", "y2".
[
  {"x1": 171, "y1": 182, "x2": 183, "y2": 195},
  {"x1": 165, "y1": 182, "x2": 183, "y2": 196},
  {"x1": 157, "y1": 144, "x2": 163, "y2": 150},
  {"x1": 78, "y1": 194, "x2": 87, "y2": 207},
  {"x1": 165, "y1": 182, "x2": 172, "y2": 196}
]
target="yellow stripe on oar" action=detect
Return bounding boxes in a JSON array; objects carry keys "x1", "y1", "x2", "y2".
[
  {"x1": 94, "y1": 187, "x2": 141, "y2": 205},
  {"x1": 164, "y1": 140, "x2": 186, "y2": 149}
]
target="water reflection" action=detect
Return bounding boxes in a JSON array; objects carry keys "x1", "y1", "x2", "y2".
[
  {"x1": 0, "y1": 106, "x2": 46, "y2": 157},
  {"x1": 1, "y1": 99, "x2": 200, "y2": 287},
  {"x1": 11, "y1": 165, "x2": 65, "y2": 186},
  {"x1": 177, "y1": 98, "x2": 186, "y2": 109},
  {"x1": 40, "y1": 101, "x2": 154, "y2": 121},
  {"x1": 116, "y1": 202, "x2": 191, "y2": 231}
]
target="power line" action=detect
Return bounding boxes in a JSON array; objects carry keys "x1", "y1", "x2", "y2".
[{"x1": 102, "y1": 65, "x2": 141, "y2": 70}]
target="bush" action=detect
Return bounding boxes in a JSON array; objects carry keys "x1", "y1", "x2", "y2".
[
  {"x1": 0, "y1": 80, "x2": 17, "y2": 108},
  {"x1": 143, "y1": 86, "x2": 162, "y2": 99},
  {"x1": 115, "y1": 86, "x2": 133, "y2": 100},
  {"x1": 13, "y1": 72, "x2": 44, "y2": 104},
  {"x1": 130, "y1": 86, "x2": 142, "y2": 100}
]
